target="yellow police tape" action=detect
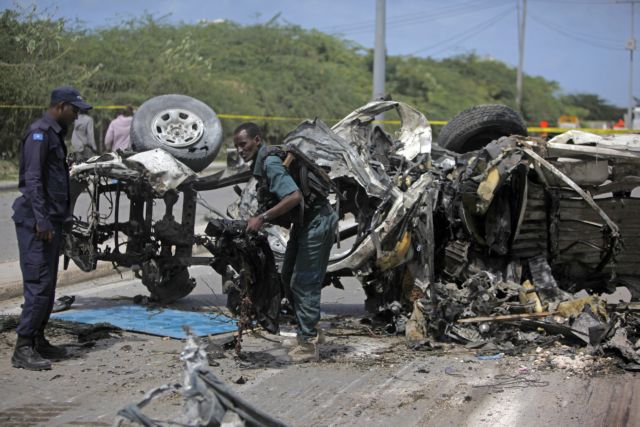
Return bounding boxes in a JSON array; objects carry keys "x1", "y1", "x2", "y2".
[
  {"x1": 527, "y1": 127, "x2": 636, "y2": 135},
  {"x1": 0, "y1": 104, "x2": 637, "y2": 134},
  {"x1": 0, "y1": 104, "x2": 446, "y2": 125}
]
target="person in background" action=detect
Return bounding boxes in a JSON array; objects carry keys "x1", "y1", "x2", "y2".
[
  {"x1": 12, "y1": 86, "x2": 92, "y2": 370},
  {"x1": 71, "y1": 109, "x2": 97, "y2": 160},
  {"x1": 104, "y1": 106, "x2": 133, "y2": 152}
]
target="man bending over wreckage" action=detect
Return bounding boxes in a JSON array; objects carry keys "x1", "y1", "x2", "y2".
[{"x1": 233, "y1": 122, "x2": 338, "y2": 362}]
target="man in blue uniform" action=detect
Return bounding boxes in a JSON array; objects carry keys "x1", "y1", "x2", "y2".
[
  {"x1": 11, "y1": 86, "x2": 92, "y2": 370},
  {"x1": 234, "y1": 123, "x2": 338, "y2": 362}
]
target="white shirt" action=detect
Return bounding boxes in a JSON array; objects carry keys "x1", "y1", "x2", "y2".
[{"x1": 71, "y1": 114, "x2": 97, "y2": 153}]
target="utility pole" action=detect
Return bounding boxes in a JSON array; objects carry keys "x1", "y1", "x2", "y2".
[
  {"x1": 616, "y1": 0, "x2": 638, "y2": 128},
  {"x1": 626, "y1": 1, "x2": 637, "y2": 128},
  {"x1": 516, "y1": 0, "x2": 527, "y2": 113},
  {"x1": 373, "y1": 0, "x2": 386, "y2": 112}
]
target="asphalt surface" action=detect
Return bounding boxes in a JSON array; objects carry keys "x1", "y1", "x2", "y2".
[
  {"x1": 0, "y1": 266, "x2": 638, "y2": 426},
  {"x1": 0, "y1": 159, "x2": 231, "y2": 294},
  {"x1": 1, "y1": 163, "x2": 639, "y2": 425},
  {"x1": 0, "y1": 162, "x2": 228, "y2": 264}
]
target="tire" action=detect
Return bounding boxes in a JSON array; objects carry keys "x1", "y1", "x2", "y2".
[
  {"x1": 436, "y1": 104, "x2": 527, "y2": 153},
  {"x1": 130, "y1": 94, "x2": 223, "y2": 172}
]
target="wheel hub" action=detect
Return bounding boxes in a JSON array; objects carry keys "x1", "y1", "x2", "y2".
[{"x1": 151, "y1": 108, "x2": 205, "y2": 148}]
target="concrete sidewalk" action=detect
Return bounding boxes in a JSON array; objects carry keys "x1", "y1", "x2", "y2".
[
  {"x1": 0, "y1": 222, "x2": 211, "y2": 301},
  {"x1": 0, "y1": 257, "x2": 134, "y2": 301},
  {"x1": 0, "y1": 161, "x2": 228, "y2": 299}
]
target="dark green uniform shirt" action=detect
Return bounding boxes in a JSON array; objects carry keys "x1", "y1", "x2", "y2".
[
  {"x1": 252, "y1": 144, "x2": 328, "y2": 223},
  {"x1": 252, "y1": 144, "x2": 299, "y2": 199}
]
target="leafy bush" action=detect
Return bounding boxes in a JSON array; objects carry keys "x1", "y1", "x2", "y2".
[{"x1": 0, "y1": 6, "x2": 623, "y2": 159}]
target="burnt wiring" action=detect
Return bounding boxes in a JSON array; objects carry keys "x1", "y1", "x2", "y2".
[
  {"x1": 72, "y1": 175, "x2": 115, "y2": 229},
  {"x1": 92, "y1": 176, "x2": 115, "y2": 222},
  {"x1": 200, "y1": 273, "x2": 281, "y2": 348},
  {"x1": 199, "y1": 275, "x2": 238, "y2": 324}
]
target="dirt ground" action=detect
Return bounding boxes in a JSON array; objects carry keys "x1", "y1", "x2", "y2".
[{"x1": 1, "y1": 310, "x2": 638, "y2": 427}]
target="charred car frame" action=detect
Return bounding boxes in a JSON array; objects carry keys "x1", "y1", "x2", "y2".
[{"x1": 64, "y1": 96, "x2": 640, "y2": 329}]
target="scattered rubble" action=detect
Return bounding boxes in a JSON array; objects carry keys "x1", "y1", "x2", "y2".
[
  {"x1": 0, "y1": 314, "x2": 122, "y2": 343},
  {"x1": 407, "y1": 268, "x2": 640, "y2": 370},
  {"x1": 114, "y1": 328, "x2": 288, "y2": 427}
]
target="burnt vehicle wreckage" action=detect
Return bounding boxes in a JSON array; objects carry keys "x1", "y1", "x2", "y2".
[{"x1": 64, "y1": 94, "x2": 640, "y2": 365}]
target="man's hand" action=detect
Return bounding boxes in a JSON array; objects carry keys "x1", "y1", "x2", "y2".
[
  {"x1": 35, "y1": 225, "x2": 53, "y2": 242},
  {"x1": 246, "y1": 215, "x2": 265, "y2": 233}
]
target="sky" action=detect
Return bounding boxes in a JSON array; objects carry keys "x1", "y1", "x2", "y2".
[{"x1": 2, "y1": 0, "x2": 638, "y2": 108}]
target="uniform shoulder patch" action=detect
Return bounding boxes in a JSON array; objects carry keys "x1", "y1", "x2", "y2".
[{"x1": 32, "y1": 132, "x2": 44, "y2": 141}]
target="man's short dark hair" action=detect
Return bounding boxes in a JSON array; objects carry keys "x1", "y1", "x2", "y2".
[
  {"x1": 120, "y1": 105, "x2": 134, "y2": 117},
  {"x1": 233, "y1": 122, "x2": 261, "y2": 139}
]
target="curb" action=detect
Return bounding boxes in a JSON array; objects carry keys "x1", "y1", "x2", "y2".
[
  {"x1": 1, "y1": 227, "x2": 213, "y2": 302},
  {"x1": 0, "y1": 161, "x2": 224, "y2": 300},
  {"x1": 0, "y1": 181, "x2": 18, "y2": 192},
  {"x1": 0, "y1": 262, "x2": 133, "y2": 302}
]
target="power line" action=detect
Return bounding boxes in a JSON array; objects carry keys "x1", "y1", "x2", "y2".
[
  {"x1": 529, "y1": 12, "x2": 626, "y2": 50},
  {"x1": 529, "y1": 0, "x2": 617, "y2": 4},
  {"x1": 410, "y1": 6, "x2": 514, "y2": 56},
  {"x1": 532, "y1": 13, "x2": 620, "y2": 47},
  {"x1": 349, "y1": 2, "x2": 512, "y2": 37},
  {"x1": 349, "y1": 1, "x2": 512, "y2": 36},
  {"x1": 321, "y1": 0, "x2": 512, "y2": 36},
  {"x1": 528, "y1": 11, "x2": 624, "y2": 44},
  {"x1": 318, "y1": 1, "x2": 486, "y2": 32},
  {"x1": 427, "y1": 8, "x2": 514, "y2": 56}
]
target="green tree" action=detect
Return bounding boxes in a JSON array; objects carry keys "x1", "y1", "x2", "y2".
[
  {"x1": 561, "y1": 93, "x2": 625, "y2": 121},
  {"x1": 0, "y1": 6, "x2": 625, "y2": 159}
]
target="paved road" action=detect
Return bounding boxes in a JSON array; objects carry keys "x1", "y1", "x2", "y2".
[
  {"x1": 0, "y1": 185, "x2": 239, "y2": 263},
  {"x1": 1, "y1": 269, "x2": 638, "y2": 426},
  {"x1": 0, "y1": 189, "x2": 19, "y2": 263},
  {"x1": 1, "y1": 171, "x2": 639, "y2": 425}
]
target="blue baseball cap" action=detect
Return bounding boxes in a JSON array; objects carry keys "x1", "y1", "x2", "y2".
[{"x1": 50, "y1": 86, "x2": 92, "y2": 110}]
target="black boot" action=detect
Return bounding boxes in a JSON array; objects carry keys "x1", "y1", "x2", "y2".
[
  {"x1": 34, "y1": 335, "x2": 68, "y2": 360},
  {"x1": 12, "y1": 336, "x2": 51, "y2": 371}
]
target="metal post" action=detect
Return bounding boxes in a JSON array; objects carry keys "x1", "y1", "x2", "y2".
[
  {"x1": 627, "y1": 2, "x2": 636, "y2": 128},
  {"x1": 373, "y1": 0, "x2": 386, "y2": 106},
  {"x1": 616, "y1": 0, "x2": 638, "y2": 128},
  {"x1": 516, "y1": 0, "x2": 527, "y2": 113}
]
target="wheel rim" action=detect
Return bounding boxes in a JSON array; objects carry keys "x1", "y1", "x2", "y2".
[{"x1": 151, "y1": 108, "x2": 205, "y2": 148}]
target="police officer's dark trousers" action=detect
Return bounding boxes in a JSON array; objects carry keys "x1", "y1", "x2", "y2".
[
  {"x1": 15, "y1": 222, "x2": 63, "y2": 339},
  {"x1": 281, "y1": 205, "x2": 338, "y2": 343}
]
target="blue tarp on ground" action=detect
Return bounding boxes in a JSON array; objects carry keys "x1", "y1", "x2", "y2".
[{"x1": 52, "y1": 305, "x2": 237, "y2": 339}]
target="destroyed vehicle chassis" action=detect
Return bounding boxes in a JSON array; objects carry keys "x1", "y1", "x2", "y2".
[
  {"x1": 64, "y1": 160, "x2": 253, "y2": 303},
  {"x1": 64, "y1": 101, "x2": 640, "y2": 313}
]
